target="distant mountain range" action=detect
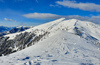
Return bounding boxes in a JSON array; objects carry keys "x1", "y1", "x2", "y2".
[
  {"x1": 0, "y1": 26, "x2": 32, "y2": 36},
  {"x1": 0, "y1": 26, "x2": 12, "y2": 33}
]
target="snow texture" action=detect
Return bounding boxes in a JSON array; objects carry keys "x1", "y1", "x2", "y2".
[{"x1": 0, "y1": 18, "x2": 100, "y2": 65}]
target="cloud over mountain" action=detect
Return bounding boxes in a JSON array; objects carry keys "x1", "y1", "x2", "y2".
[{"x1": 23, "y1": 12, "x2": 100, "y2": 24}]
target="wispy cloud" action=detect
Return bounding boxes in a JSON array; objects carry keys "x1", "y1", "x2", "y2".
[
  {"x1": 56, "y1": 0, "x2": 100, "y2": 12},
  {"x1": 50, "y1": 4, "x2": 61, "y2": 8},
  {"x1": 14, "y1": 0, "x2": 23, "y2": 2},
  {"x1": 23, "y1": 12, "x2": 62, "y2": 19},
  {"x1": 23, "y1": 12, "x2": 100, "y2": 24},
  {"x1": 36, "y1": 0, "x2": 38, "y2": 3},
  {"x1": 0, "y1": 0, "x2": 4, "y2": 3},
  {"x1": 4, "y1": 18, "x2": 17, "y2": 22},
  {"x1": 0, "y1": 0, "x2": 23, "y2": 2}
]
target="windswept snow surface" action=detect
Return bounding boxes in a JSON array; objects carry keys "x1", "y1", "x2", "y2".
[{"x1": 0, "y1": 18, "x2": 100, "y2": 65}]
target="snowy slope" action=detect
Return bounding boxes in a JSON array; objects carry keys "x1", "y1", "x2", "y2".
[
  {"x1": 4, "y1": 18, "x2": 66, "y2": 39},
  {"x1": 5, "y1": 18, "x2": 100, "y2": 42},
  {"x1": 0, "y1": 30, "x2": 100, "y2": 65},
  {"x1": 0, "y1": 18, "x2": 100, "y2": 65}
]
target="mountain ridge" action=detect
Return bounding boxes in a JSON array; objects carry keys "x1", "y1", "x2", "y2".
[{"x1": 0, "y1": 18, "x2": 100, "y2": 65}]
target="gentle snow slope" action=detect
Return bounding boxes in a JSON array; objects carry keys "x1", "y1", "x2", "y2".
[{"x1": 0, "y1": 30, "x2": 100, "y2": 65}]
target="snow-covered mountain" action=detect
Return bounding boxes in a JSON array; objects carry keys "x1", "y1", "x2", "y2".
[
  {"x1": 9, "y1": 26, "x2": 32, "y2": 33},
  {"x1": 0, "y1": 18, "x2": 100, "y2": 65},
  {"x1": 0, "y1": 26, "x2": 31, "y2": 36},
  {"x1": 0, "y1": 26, "x2": 12, "y2": 33}
]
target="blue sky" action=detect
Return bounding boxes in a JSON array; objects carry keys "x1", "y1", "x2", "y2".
[{"x1": 0, "y1": 0, "x2": 100, "y2": 27}]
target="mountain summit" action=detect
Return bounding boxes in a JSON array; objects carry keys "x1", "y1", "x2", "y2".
[{"x1": 0, "y1": 18, "x2": 100, "y2": 65}]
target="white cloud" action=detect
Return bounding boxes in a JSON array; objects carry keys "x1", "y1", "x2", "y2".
[
  {"x1": 50, "y1": 4, "x2": 61, "y2": 8},
  {"x1": 56, "y1": 0, "x2": 100, "y2": 12},
  {"x1": 23, "y1": 12, "x2": 100, "y2": 24},
  {"x1": 23, "y1": 12, "x2": 62, "y2": 19},
  {"x1": 4, "y1": 18, "x2": 17, "y2": 22},
  {"x1": 91, "y1": 16, "x2": 100, "y2": 19}
]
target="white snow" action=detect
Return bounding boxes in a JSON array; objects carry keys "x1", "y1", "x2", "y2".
[
  {"x1": 5, "y1": 18, "x2": 100, "y2": 41},
  {"x1": 1, "y1": 18, "x2": 100, "y2": 65}
]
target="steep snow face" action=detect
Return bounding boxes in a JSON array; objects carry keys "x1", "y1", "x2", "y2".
[
  {"x1": 0, "y1": 30, "x2": 100, "y2": 65},
  {"x1": 75, "y1": 21, "x2": 100, "y2": 40}
]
